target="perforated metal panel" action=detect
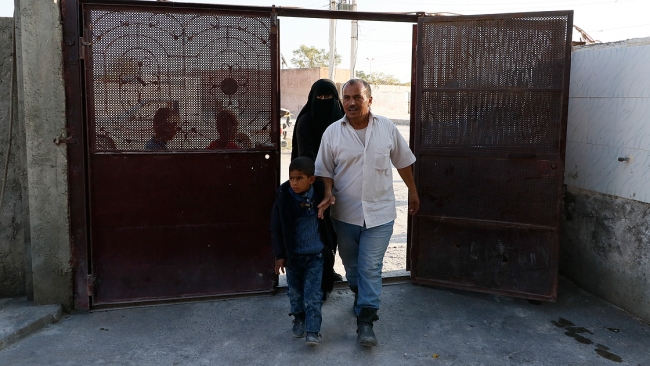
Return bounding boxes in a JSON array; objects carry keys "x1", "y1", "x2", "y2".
[
  {"x1": 419, "y1": 17, "x2": 568, "y2": 89},
  {"x1": 415, "y1": 218, "x2": 555, "y2": 295},
  {"x1": 418, "y1": 155, "x2": 561, "y2": 227},
  {"x1": 86, "y1": 7, "x2": 276, "y2": 151},
  {"x1": 410, "y1": 12, "x2": 572, "y2": 301},
  {"x1": 419, "y1": 91, "x2": 563, "y2": 154},
  {"x1": 82, "y1": 4, "x2": 279, "y2": 306}
]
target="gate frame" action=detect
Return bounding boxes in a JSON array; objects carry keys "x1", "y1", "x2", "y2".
[
  {"x1": 410, "y1": 11, "x2": 573, "y2": 301},
  {"x1": 62, "y1": 0, "x2": 425, "y2": 310},
  {"x1": 61, "y1": 0, "x2": 571, "y2": 309}
]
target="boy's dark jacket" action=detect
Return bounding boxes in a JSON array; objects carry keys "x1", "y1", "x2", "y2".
[{"x1": 270, "y1": 179, "x2": 337, "y2": 295}]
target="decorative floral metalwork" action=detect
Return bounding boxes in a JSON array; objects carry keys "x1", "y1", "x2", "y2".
[{"x1": 87, "y1": 9, "x2": 273, "y2": 151}]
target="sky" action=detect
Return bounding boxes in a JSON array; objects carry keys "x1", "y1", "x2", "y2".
[{"x1": 2, "y1": 0, "x2": 649, "y2": 82}]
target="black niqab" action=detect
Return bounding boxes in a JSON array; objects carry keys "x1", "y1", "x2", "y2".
[{"x1": 291, "y1": 79, "x2": 344, "y2": 161}]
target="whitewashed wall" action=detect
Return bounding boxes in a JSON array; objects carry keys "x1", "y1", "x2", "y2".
[{"x1": 565, "y1": 38, "x2": 650, "y2": 203}]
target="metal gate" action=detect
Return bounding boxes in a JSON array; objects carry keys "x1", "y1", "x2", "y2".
[
  {"x1": 81, "y1": 4, "x2": 279, "y2": 306},
  {"x1": 410, "y1": 12, "x2": 573, "y2": 301}
]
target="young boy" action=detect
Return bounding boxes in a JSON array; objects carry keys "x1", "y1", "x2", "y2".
[{"x1": 270, "y1": 157, "x2": 334, "y2": 346}]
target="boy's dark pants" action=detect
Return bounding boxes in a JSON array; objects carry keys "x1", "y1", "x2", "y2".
[{"x1": 286, "y1": 252, "x2": 324, "y2": 333}]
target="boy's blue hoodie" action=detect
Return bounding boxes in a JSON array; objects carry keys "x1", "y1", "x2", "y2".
[{"x1": 270, "y1": 178, "x2": 336, "y2": 295}]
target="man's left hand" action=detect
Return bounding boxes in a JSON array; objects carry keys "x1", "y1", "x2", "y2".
[{"x1": 317, "y1": 193, "x2": 335, "y2": 219}]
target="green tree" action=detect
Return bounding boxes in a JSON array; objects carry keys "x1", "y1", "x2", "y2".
[
  {"x1": 355, "y1": 70, "x2": 407, "y2": 86},
  {"x1": 291, "y1": 45, "x2": 342, "y2": 68}
]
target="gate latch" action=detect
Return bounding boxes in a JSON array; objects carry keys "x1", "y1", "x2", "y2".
[{"x1": 87, "y1": 275, "x2": 96, "y2": 297}]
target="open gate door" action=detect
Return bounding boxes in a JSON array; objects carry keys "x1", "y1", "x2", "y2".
[
  {"x1": 81, "y1": 3, "x2": 279, "y2": 306},
  {"x1": 410, "y1": 11, "x2": 573, "y2": 301}
]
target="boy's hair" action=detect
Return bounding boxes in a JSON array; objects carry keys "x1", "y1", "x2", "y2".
[
  {"x1": 152, "y1": 107, "x2": 179, "y2": 138},
  {"x1": 289, "y1": 157, "x2": 315, "y2": 177},
  {"x1": 216, "y1": 109, "x2": 239, "y2": 129},
  {"x1": 153, "y1": 107, "x2": 178, "y2": 128}
]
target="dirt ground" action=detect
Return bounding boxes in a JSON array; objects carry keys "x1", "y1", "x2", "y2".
[{"x1": 280, "y1": 121, "x2": 410, "y2": 279}]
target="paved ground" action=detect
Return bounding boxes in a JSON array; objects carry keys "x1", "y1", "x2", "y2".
[
  {"x1": 3, "y1": 116, "x2": 649, "y2": 364},
  {"x1": 1, "y1": 277, "x2": 650, "y2": 365}
]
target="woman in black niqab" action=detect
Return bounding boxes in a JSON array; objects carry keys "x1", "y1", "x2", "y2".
[
  {"x1": 289, "y1": 79, "x2": 345, "y2": 298},
  {"x1": 290, "y1": 79, "x2": 344, "y2": 161}
]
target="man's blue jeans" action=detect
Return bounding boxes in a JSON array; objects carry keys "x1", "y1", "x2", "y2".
[
  {"x1": 332, "y1": 219, "x2": 393, "y2": 316},
  {"x1": 286, "y1": 252, "x2": 323, "y2": 333}
]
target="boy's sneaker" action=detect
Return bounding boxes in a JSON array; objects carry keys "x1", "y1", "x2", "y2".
[
  {"x1": 292, "y1": 318, "x2": 306, "y2": 338},
  {"x1": 305, "y1": 332, "x2": 320, "y2": 346}
]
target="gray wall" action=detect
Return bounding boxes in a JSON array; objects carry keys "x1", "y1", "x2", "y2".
[
  {"x1": 0, "y1": 17, "x2": 29, "y2": 298},
  {"x1": 14, "y1": 0, "x2": 72, "y2": 309},
  {"x1": 561, "y1": 39, "x2": 650, "y2": 324},
  {"x1": 561, "y1": 187, "x2": 650, "y2": 322}
]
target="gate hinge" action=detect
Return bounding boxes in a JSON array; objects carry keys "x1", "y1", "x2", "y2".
[
  {"x1": 87, "y1": 275, "x2": 96, "y2": 297},
  {"x1": 54, "y1": 133, "x2": 76, "y2": 145},
  {"x1": 79, "y1": 37, "x2": 92, "y2": 60},
  {"x1": 270, "y1": 6, "x2": 278, "y2": 34}
]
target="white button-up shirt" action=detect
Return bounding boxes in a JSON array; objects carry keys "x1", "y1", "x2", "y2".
[{"x1": 315, "y1": 113, "x2": 416, "y2": 228}]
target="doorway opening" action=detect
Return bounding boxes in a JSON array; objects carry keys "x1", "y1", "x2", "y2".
[{"x1": 277, "y1": 17, "x2": 414, "y2": 287}]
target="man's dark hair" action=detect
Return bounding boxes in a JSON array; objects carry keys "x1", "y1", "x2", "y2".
[
  {"x1": 153, "y1": 107, "x2": 177, "y2": 128},
  {"x1": 152, "y1": 107, "x2": 179, "y2": 138},
  {"x1": 343, "y1": 78, "x2": 372, "y2": 98},
  {"x1": 216, "y1": 109, "x2": 239, "y2": 129},
  {"x1": 289, "y1": 157, "x2": 315, "y2": 177}
]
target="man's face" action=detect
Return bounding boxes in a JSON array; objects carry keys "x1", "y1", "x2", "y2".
[
  {"x1": 289, "y1": 170, "x2": 316, "y2": 195},
  {"x1": 217, "y1": 120, "x2": 237, "y2": 139},
  {"x1": 342, "y1": 82, "x2": 372, "y2": 122},
  {"x1": 160, "y1": 114, "x2": 179, "y2": 141}
]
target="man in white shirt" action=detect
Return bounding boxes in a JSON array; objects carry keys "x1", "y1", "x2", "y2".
[{"x1": 315, "y1": 79, "x2": 420, "y2": 347}]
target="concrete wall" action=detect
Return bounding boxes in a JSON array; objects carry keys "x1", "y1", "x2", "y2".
[
  {"x1": 561, "y1": 187, "x2": 650, "y2": 322},
  {"x1": 565, "y1": 38, "x2": 650, "y2": 202},
  {"x1": 562, "y1": 38, "x2": 650, "y2": 323},
  {"x1": 279, "y1": 68, "x2": 411, "y2": 120},
  {"x1": 280, "y1": 67, "x2": 349, "y2": 116},
  {"x1": 14, "y1": 0, "x2": 72, "y2": 309},
  {"x1": 0, "y1": 17, "x2": 29, "y2": 298},
  {"x1": 368, "y1": 84, "x2": 411, "y2": 118}
]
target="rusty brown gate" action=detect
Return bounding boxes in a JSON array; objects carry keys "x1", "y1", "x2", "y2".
[
  {"x1": 80, "y1": 3, "x2": 279, "y2": 306},
  {"x1": 410, "y1": 12, "x2": 573, "y2": 301}
]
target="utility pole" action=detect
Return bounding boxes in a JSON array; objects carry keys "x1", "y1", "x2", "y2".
[
  {"x1": 350, "y1": 0, "x2": 357, "y2": 79},
  {"x1": 328, "y1": 0, "x2": 337, "y2": 80}
]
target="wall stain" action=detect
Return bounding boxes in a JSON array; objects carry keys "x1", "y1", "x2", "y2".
[{"x1": 551, "y1": 318, "x2": 623, "y2": 363}]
